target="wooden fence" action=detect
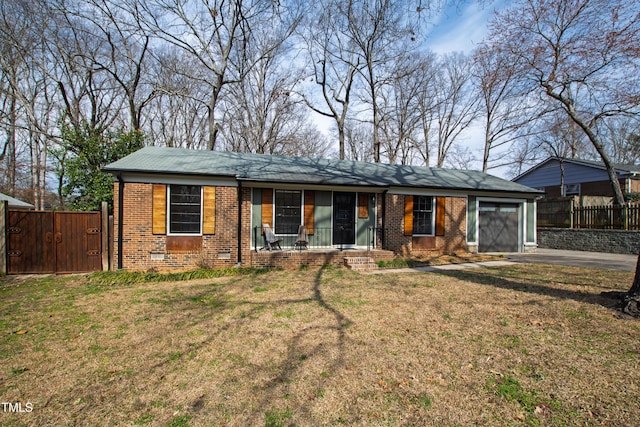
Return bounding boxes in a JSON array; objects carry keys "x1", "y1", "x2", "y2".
[{"x1": 538, "y1": 198, "x2": 640, "y2": 230}]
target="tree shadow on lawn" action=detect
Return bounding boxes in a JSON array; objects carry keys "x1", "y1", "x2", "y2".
[
  {"x1": 430, "y1": 264, "x2": 630, "y2": 313},
  {"x1": 92, "y1": 257, "x2": 353, "y2": 425}
]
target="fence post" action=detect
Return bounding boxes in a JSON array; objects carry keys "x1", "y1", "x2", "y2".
[
  {"x1": 0, "y1": 201, "x2": 6, "y2": 275},
  {"x1": 570, "y1": 197, "x2": 574, "y2": 229},
  {"x1": 625, "y1": 202, "x2": 630, "y2": 231}
]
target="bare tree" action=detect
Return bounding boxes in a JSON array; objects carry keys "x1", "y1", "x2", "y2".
[
  {"x1": 422, "y1": 52, "x2": 480, "y2": 168},
  {"x1": 300, "y1": 0, "x2": 361, "y2": 160},
  {"x1": 486, "y1": 0, "x2": 640, "y2": 206},
  {"x1": 0, "y1": 0, "x2": 61, "y2": 208},
  {"x1": 604, "y1": 117, "x2": 640, "y2": 165},
  {"x1": 222, "y1": 34, "x2": 327, "y2": 156},
  {"x1": 472, "y1": 45, "x2": 543, "y2": 173},
  {"x1": 378, "y1": 50, "x2": 438, "y2": 165},
  {"x1": 131, "y1": 0, "x2": 300, "y2": 151},
  {"x1": 71, "y1": 0, "x2": 155, "y2": 132},
  {"x1": 146, "y1": 48, "x2": 210, "y2": 148},
  {"x1": 347, "y1": 0, "x2": 425, "y2": 163}
]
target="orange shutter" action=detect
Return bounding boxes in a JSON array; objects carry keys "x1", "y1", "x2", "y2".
[
  {"x1": 304, "y1": 190, "x2": 315, "y2": 235},
  {"x1": 202, "y1": 186, "x2": 216, "y2": 234},
  {"x1": 404, "y1": 195, "x2": 413, "y2": 236},
  {"x1": 261, "y1": 189, "x2": 273, "y2": 228},
  {"x1": 436, "y1": 196, "x2": 445, "y2": 236},
  {"x1": 152, "y1": 184, "x2": 166, "y2": 235}
]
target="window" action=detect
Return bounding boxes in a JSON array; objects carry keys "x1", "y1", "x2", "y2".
[
  {"x1": 564, "y1": 183, "x2": 580, "y2": 196},
  {"x1": 275, "y1": 190, "x2": 301, "y2": 234},
  {"x1": 413, "y1": 196, "x2": 434, "y2": 235},
  {"x1": 169, "y1": 185, "x2": 201, "y2": 234}
]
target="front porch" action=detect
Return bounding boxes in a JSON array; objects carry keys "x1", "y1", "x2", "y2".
[{"x1": 250, "y1": 248, "x2": 395, "y2": 269}]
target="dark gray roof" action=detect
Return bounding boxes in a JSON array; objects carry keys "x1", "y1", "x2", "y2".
[{"x1": 104, "y1": 146, "x2": 542, "y2": 195}]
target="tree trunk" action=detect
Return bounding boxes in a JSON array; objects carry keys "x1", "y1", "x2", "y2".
[{"x1": 622, "y1": 252, "x2": 640, "y2": 317}]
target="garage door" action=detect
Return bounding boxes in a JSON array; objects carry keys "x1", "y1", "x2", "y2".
[{"x1": 478, "y1": 202, "x2": 519, "y2": 252}]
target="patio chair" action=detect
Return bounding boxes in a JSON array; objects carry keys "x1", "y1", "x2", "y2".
[
  {"x1": 261, "y1": 224, "x2": 282, "y2": 251},
  {"x1": 295, "y1": 225, "x2": 309, "y2": 251}
]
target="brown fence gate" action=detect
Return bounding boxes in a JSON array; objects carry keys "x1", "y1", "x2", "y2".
[{"x1": 7, "y1": 210, "x2": 104, "y2": 274}]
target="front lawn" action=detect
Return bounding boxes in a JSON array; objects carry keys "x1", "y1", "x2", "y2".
[{"x1": 1, "y1": 264, "x2": 638, "y2": 426}]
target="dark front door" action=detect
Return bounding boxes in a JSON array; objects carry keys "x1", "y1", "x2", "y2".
[{"x1": 333, "y1": 192, "x2": 356, "y2": 245}]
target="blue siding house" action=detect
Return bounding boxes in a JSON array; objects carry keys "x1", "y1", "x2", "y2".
[{"x1": 513, "y1": 157, "x2": 640, "y2": 198}]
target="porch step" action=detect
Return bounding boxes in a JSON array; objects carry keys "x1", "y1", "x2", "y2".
[{"x1": 344, "y1": 256, "x2": 379, "y2": 271}]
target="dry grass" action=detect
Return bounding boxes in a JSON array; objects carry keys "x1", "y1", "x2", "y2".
[{"x1": 1, "y1": 263, "x2": 639, "y2": 426}]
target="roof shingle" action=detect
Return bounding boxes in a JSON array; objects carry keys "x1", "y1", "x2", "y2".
[{"x1": 104, "y1": 147, "x2": 541, "y2": 195}]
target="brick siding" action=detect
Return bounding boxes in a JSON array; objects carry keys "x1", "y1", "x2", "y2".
[
  {"x1": 114, "y1": 184, "x2": 470, "y2": 271},
  {"x1": 383, "y1": 194, "x2": 467, "y2": 256},
  {"x1": 113, "y1": 182, "x2": 244, "y2": 271}
]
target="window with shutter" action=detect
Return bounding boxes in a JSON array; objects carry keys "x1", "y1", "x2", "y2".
[
  {"x1": 404, "y1": 195, "x2": 446, "y2": 236},
  {"x1": 168, "y1": 185, "x2": 201, "y2": 235}
]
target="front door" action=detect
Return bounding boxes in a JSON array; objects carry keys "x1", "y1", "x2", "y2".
[{"x1": 333, "y1": 192, "x2": 356, "y2": 245}]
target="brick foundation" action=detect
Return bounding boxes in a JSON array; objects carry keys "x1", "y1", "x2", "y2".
[{"x1": 251, "y1": 249, "x2": 395, "y2": 269}]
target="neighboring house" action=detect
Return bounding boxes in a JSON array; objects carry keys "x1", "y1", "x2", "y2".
[
  {"x1": 0, "y1": 193, "x2": 35, "y2": 210},
  {"x1": 513, "y1": 157, "x2": 640, "y2": 199},
  {"x1": 103, "y1": 147, "x2": 541, "y2": 271}
]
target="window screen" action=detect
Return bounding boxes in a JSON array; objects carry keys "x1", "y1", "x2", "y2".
[
  {"x1": 169, "y1": 185, "x2": 201, "y2": 234},
  {"x1": 275, "y1": 190, "x2": 301, "y2": 234},
  {"x1": 413, "y1": 196, "x2": 434, "y2": 235}
]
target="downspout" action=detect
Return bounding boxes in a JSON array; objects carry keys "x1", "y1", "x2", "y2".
[
  {"x1": 116, "y1": 173, "x2": 124, "y2": 270},
  {"x1": 237, "y1": 181, "x2": 243, "y2": 266}
]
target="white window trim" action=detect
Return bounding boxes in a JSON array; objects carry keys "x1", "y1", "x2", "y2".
[{"x1": 413, "y1": 195, "x2": 436, "y2": 236}]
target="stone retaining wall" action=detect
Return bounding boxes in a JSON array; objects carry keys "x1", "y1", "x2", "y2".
[{"x1": 537, "y1": 228, "x2": 640, "y2": 255}]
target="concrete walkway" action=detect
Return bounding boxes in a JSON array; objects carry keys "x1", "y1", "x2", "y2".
[{"x1": 367, "y1": 249, "x2": 638, "y2": 274}]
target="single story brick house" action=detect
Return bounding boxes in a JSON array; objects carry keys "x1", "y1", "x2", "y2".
[{"x1": 104, "y1": 147, "x2": 542, "y2": 270}]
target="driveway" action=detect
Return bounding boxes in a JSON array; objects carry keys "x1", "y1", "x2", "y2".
[{"x1": 503, "y1": 248, "x2": 638, "y2": 272}]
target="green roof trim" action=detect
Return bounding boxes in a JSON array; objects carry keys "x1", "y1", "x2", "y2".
[{"x1": 104, "y1": 146, "x2": 542, "y2": 195}]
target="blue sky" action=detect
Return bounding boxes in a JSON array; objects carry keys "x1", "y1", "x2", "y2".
[{"x1": 427, "y1": 0, "x2": 504, "y2": 54}]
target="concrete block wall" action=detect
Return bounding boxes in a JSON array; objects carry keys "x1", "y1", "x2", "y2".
[{"x1": 537, "y1": 228, "x2": 640, "y2": 255}]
